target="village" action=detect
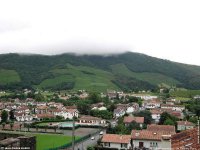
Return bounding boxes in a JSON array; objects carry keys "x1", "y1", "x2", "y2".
[{"x1": 0, "y1": 88, "x2": 199, "y2": 150}]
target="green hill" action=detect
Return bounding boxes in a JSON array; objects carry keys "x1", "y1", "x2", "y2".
[{"x1": 0, "y1": 52, "x2": 200, "y2": 91}]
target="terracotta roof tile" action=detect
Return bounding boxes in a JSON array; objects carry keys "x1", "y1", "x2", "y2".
[
  {"x1": 147, "y1": 124, "x2": 176, "y2": 134},
  {"x1": 131, "y1": 130, "x2": 171, "y2": 141},
  {"x1": 123, "y1": 116, "x2": 144, "y2": 124},
  {"x1": 177, "y1": 121, "x2": 195, "y2": 126},
  {"x1": 102, "y1": 134, "x2": 131, "y2": 144}
]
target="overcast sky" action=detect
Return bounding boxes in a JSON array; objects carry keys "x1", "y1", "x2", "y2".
[{"x1": 0, "y1": 0, "x2": 200, "y2": 65}]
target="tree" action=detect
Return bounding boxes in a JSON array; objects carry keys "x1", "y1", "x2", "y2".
[
  {"x1": 127, "y1": 121, "x2": 141, "y2": 131},
  {"x1": 87, "y1": 146, "x2": 95, "y2": 150},
  {"x1": 10, "y1": 122, "x2": 14, "y2": 130},
  {"x1": 19, "y1": 123, "x2": 22, "y2": 131},
  {"x1": 2, "y1": 122, "x2": 6, "y2": 129},
  {"x1": 54, "y1": 126, "x2": 57, "y2": 133},
  {"x1": 88, "y1": 92, "x2": 101, "y2": 103},
  {"x1": 90, "y1": 110, "x2": 112, "y2": 120},
  {"x1": 36, "y1": 125, "x2": 39, "y2": 132},
  {"x1": 9, "y1": 110, "x2": 15, "y2": 121},
  {"x1": 35, "y1": 93, "x2": 45, "y2": 102},
  {"x1": 1, "y1": 110, "x2": 8, "y2": 123},
  {"x1": 164, "y1": 118, "x2": 175, "y2": 125},
  {"x1": 77, "y1": 101, "x2": 90, "y2": 115},
  {"x1": 159, "y1": 112, "x2": 178, "y2": 125},
  {"x1": 108, "y1": 103, "x2": 116, "y2": 112},
  {"x1": 189, "y1": 116, "x2": 198, "y2": 124},
  {"x1": 134, "y1": 110, "x2": 152, "y2": 124}
]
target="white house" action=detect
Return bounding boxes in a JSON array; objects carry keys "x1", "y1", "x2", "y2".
[
  {"x1": 53, "y1": 109, "x2": 79, "y2": 119},
  {"x1": 150, "y1": 109, "x2": 163, "y2": 123},
  {"x1": 161, "y1": 104, "x2": 185, "y2": 111},
  {"x1": 132, "y1": 130, "x2": 172, "y2": 150},
  {"x1": 143, "y1": 99, "x2": 161, "y2": 109},
  {"x1": 126, "y1": 103, "x2": 139, "y2": 114},
  {"x1": 113, "y1": 108, "x2": 126, "y2": 118},
  {"x1": 15, "y1": 112, "x2": 33, "y2": 122},
  {"x1": 101, "y1": 134, "x2": 131, "y2": 150},
  {"x1": 131, "y1": 125, "x2": 176, "y2": 150},
  {"x1": 77, "y1": 115, "x2": 106, "y2": 126},
  {"x1": 123, "y1": 116, "x2": 144, "y2": 128},
  {"x1": 177, "y1": 121, "x2": 195, "y2": 131},
  {"x1": 131, "y1": 94, "x2": 158, "y2": 100},
  {"x1": 91, "y1": 103, "x2": 107, "y2": 111}
]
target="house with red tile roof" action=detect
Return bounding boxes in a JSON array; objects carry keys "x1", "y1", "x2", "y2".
[
  {"x1": 131, "y1": 124, "x2": 176, "y2": 149},
  {"x1": 123, "y1": 116, "x2": 144, "y2": 128},
  {"x1": 77, "y1": 115, "x2": 106, "y2": 126},
  {"x1": 131, "y1": 129, "x2": 172, "y2": 149},
  {"x1": 34, "y1": 114, "x2": 55, "y2": 120},
  {"x1": 177, "y1": 121, "x2": 195, "y2": 131},
  {"x1": 147, "y1": 124, "x2": 176, "y2": 135},
  {"x1": 171, "y1": 128, "x2": 200, "y2": 149},
  {"x1": 143, "y1": 99, "x2": 161, "y2": 109},
  {"x1": 101, "y1": 134, "x2": 131, "y2": 149},
  {"x1": 150, "y1": 109, "x2": 163, "y2": 123},
  {"x1": 161, "y1": 104, "x2": 185, "y2": 111}
]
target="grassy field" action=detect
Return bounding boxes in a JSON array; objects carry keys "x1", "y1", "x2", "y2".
[
  {"x1": 0, "y1": 69, "x2": 20, "y2": 84},
  {"x1": 37, "y1": 74, "x2": 75, "y2": 89},
  {"x1": 35, "y1": 133, "x2": 78, "y2": 150},
  {"x1": 37, "y1": 64, "x2": 119, "y2": 92},
  {"x1": 170, "y1": 90, "x2": 200, "y2": 98},
  {"x1": 111, "y1": 64, "x2": 180, "y2": 86}
]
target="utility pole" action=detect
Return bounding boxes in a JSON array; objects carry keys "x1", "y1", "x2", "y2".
[
  {"x1": 72, "y1": 117, "x2": 75, "y2": 150},
  {"x1": 198, "y1": 118, "x2": 200, "y2": 144}
]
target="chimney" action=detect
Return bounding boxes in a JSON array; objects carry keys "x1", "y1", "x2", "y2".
[{"x1": 135, "y1": 132, "x2": 139, "y2": 136}]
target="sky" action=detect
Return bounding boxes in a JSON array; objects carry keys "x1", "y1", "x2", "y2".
[{"x1": 0, "y1": 0, "x2": 200, "y2": 65}]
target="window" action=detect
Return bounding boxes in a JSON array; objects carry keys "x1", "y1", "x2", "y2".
[
  {"x1": 104, "y1": 142, "x2": 110, "y2": 147},
  {"x1": 155, "y1": 142, "x2": 158, "y2": 147},
  {"x1": 121, "y1": 143, "x2": 127, "y2": 148}
]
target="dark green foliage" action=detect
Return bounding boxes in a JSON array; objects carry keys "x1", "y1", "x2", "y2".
[
  {"x1": 134, "y1": 110, "x2": 152, "y2": 124},
  {"x1": 90, "y1": 110, "x2": 112, "y2": 119},
  {"x1": 159, "y1": 112, "x2": 178, "y2": 125},
  {"x1": 87, "y1": 146, "x2": 95, "y2": 150},
  {"x1": 88, "y1": 92, "x2": 101, "y2": 104},
  {"x1": 0, "y1": 52, "x2": 200, "y2": 90},
  {"x1": 77, "y1": 101, "x2": 91, "y2": 115},
  {"x1": 127, "y1": 96, "x2": 143, "y2": 107},
  {"x1": 112, "y1": 76, "x2": 156, "y2": 91},
  {"x1": 1, "y1": 110, "x2": 8, "y2": 123},
  {"x1": 186, "y1": 99, "x2": 200, "y2": 118},
  {"x1": 35, "y1": 93, "x2": 45, "y2": 102},
  {"x1": 45, "y1": 82, "x2": 75, "y2": 90},
  {"x1": 9, "y1": 110, "x2": 15, "y2": 121}
]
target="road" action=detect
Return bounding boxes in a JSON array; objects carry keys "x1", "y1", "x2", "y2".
[{"x1": 69, "y1": 129, "x2": 106, "y2": 150}]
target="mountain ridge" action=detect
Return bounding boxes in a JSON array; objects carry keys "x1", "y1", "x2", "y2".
[{"x1": 0, "y1": 51, "x2": 200, "y2": 91}]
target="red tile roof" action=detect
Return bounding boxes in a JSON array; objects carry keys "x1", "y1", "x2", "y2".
[
  {"x1": 79, "y1": 115, "x2": 102, "y2": 121},
  {"x1": 147, "y1": 124, "x2": 176, "y2": 134},
  {"x1": 150, "y1": 109, "x2": 163, "y2": 114},
  {"x1": 131, "y1": 130, "x2": 171, "y2": 141},
  {"x1": 101, "y1": 134, "x2": 131, "y2": 144},
  {"x1": 36, "y1": 114, "x2": 54, "y2": 118},
  {"x1": 66, "y1": 109, "x2": 78, "y2": 113},
  {"x1": 177, "y1": 121, "x2": 195, "y2": 126},
  {"x1": 123, "y1": 116, "x2": 144, "y2": 124}
]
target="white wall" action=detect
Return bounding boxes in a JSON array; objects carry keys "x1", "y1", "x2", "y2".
[
  {"x1": 132, "y1": 139, "x2": 170, "y2": 150},
  {"x1": 103, "y1": 142, "x2": 131, "y2": 150}
]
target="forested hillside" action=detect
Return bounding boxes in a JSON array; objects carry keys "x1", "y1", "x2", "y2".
[{"x1": 0, "y1": 52, "x2": 200, "y2": 91}]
